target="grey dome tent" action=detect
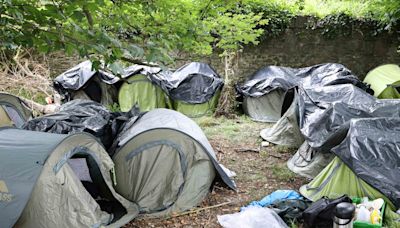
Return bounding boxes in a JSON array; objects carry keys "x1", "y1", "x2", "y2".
[
  {"x1": 0, "y1": 93, "x2": 32, "y2": 127},
  {"x1": 0, "y1": 128, "x2": 138, "y2": 228},
  {"x1": 111, "y1": 108, "x2": 236, "y2": 216},
  {"x1": 149, "y1": 62, "x2": 224, "y2": 117},
  {"x1": 118, "y1": 65, "x2": 171, "y2": 112},
  {"x1": 237, "y1": 63, "x2": 371, "y2": 122},
  {"x1": 53, "y1": 60, "x2": 120, "y2": 107}
]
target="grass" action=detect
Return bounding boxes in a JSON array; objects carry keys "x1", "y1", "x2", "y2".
[
  {"x1": 275, "y1": 145, "x2": 297, "y2": 154},
  {"x1": 271, "y1": 163, "x2": 297, "y2": 181},
  {"x1": 9, "y1": 87, "x2": 47, "y2": 105},
  {"x1": 195, "y1": 115, "x2": 273, "y2": 144}
]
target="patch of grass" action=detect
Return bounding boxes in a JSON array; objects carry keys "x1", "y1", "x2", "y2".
[
  {"x1": 271, "y1": 163, "x2": 297, "y2": 181},
  {"x1": 275, "y1": 145, "x2": 297, "y2": 154},
  {"x1": 195, "y1": 115, "x2": 273, "y2": 144},
  {"x1": 9, "y1": 87, "x2": 47, "y2": 104}
]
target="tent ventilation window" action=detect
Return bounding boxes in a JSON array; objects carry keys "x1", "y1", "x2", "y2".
[
  {"x1": 0, "y1": 104, "x2": 25, "y2": 127},
  {"x1": 67, "y1": 152, "x2": 127, "y2": 223}
]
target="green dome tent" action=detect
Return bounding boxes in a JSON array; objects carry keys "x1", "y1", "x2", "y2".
[
  {"x1": 111, "y1": 108, "x2": 236, "y2": 216},
  {"x1": 172, "y1": 91, "x2": 221, "y2": 118},
  {"x1": 299, "y1": 157, "x2": 400, "y2": 227},
  {"x1": 118, "y1": 65, "x2": 171, "y2": 112},
  {"x1": 0, "y1": 93, "x2": 32, "y2": 127},
  {"x1": 364, "y1": 64, "x2": 400, "y2": 99},
  {"x1": 156, "y1": 62, "x2": 223, "y2": 118},
  {"x1": 300, "y1": 157, "x2": 392, "y2": 207},
  {"x1": 0, "y1": 128, "x2": 138, "y2": 228}
]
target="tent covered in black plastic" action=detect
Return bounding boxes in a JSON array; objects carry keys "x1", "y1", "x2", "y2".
[
  {"x1": 236, "y1": 63, "x2": 372, "y2": 122},
  {"x1": 149, "y1": 62, "x2": 224, "y2": 117},
  {"x1": 299, "y1": 117, "x2": 400, "y2": 226},
  {"x1": 53, "y1": 61, "x2": 120, "y2": 107},
  {"x1": 332, "y1": 117, "x2": 400, "y2": 208},
  {"x1": 261, "y1": 84, "x2": 400, "y2": 178}
]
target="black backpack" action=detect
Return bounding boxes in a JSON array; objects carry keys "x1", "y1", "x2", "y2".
[{"x1": 302, "y1": 195, "x2": 352, "y2": 228}]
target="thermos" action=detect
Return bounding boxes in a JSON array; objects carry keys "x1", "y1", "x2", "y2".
[{"x1": 333, "y1": 202, "x2": 355, "y2": 228}]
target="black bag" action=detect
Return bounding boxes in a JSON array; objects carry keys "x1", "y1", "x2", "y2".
[{"x1": 302, "y1": 195, "x2": 352, "y2": 228}]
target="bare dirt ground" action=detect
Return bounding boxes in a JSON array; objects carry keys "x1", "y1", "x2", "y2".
[{"x1": 127, "y1": 116, "x2": 307, "y2": 228}]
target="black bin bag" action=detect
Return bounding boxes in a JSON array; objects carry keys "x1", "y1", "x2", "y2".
[{"x1": 302, "y1": 195, "x2": 352, "y2": 228}]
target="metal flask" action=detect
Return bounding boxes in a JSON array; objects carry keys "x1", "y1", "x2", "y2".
[{"x1": 333, "y1": 202, "x2": 355, "y2": 228}]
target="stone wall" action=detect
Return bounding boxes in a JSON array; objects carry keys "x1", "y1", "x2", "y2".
[{"x1": 192, "y1": 16, "x2": 400, "y2": 81}]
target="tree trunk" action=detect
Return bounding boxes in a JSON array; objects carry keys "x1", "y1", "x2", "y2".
[{"x1": 215, "y1": 51, "x2": 238, "y2": 117}]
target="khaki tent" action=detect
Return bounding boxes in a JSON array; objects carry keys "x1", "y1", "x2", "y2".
[
  {"x1": 118, "y1": 65, "x2": 171, "y2": 112},
  {"x1": 164, "y1": 62, "x2": 224, "y2": 118},
  {"x1": 0, "y1": 128, "x2": 138, "y2": 228},
  {"x1": 0, "y1": 93, "x2": 32, "y2": 127},
  {"x1": 363, "y1": 64, "x2": 400, "y2": 99},
  {"x1": 111, "y1": 108, "x2": 236, "y2": 216},
  {"x1": 242, "y1": 89, "x2": 285, "y2": 122}
]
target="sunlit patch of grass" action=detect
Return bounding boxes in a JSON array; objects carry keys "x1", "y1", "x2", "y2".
[{"x1": 195, "y1": 116, "x2": 273, "y2": 144}]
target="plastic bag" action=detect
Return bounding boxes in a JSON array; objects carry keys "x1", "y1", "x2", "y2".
[
  {"x1": 22, "y1": 100, "x2": 141, "y2": 150},
  {"x1": 218, "y1": 206, "x2": 289, "y2": 228}
]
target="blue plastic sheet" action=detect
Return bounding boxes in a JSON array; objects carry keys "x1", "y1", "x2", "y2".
[{"x1": 242, "y1": 190, "x2": 303, "y2": 210}]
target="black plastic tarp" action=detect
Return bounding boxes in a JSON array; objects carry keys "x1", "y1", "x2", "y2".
[
  {"x1": 53, "y1": 60, "x2": 120, "y2": 92},
  {"x1": 332, "y1": 118, "x2": 400, "y2": 208},
  {"x1": 292, "y1": 84, "x2": 400, "y2": 151},
  {"x1": 22, "y1": 100, "x2": 140, "y2": 150},
  {"x1": 236, "y1": 63, "x2": 372, "y2": 98},
  {"x1": 150, "y1": 62, "x2": 224, "y2": 104}
]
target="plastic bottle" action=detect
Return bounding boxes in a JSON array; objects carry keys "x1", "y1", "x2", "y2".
[
  {"x1": 357, "y1": 206, "x2": 370, "y2": 222},
  {"x1": 370, "y1": 209, "x2": 381, "y2": 224}
]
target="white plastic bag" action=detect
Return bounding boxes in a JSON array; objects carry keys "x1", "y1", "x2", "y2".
[{"x1": 217, "y1": 206, "x2": 289, "y2": 228}]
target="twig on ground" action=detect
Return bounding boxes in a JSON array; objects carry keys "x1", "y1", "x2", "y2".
[
  {"x1": 234, "y1": 148, "x2": 260, "y2": 153},
  {"x1": 165, "y1": 201, "x2": 234, "y2": 219}
]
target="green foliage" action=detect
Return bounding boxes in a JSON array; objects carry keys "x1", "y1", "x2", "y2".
[
  {"x1": 107, "y1": 103, "x2": 121, "y2": 112},
  {"x1": 204, "y1": 12, "x2": 267, "y2": 56},
  {"x1": 0, "y1": 0, "x2": 268, "y2": 71}
]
